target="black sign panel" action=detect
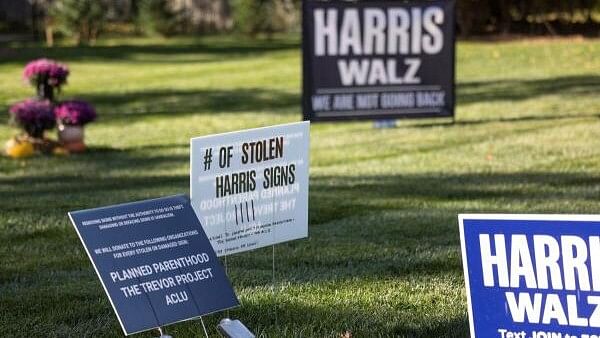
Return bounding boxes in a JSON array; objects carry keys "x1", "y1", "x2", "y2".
[{"x1": 302, "y1": 0, "x2": 455, "y2": 121}]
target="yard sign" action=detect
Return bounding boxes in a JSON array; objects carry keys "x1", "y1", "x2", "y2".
[
  {"x1": 190, "y1": 122, "x2": 309, "y2": 256},
  {"x1": 69, "y1": 195, "x2": 239, "y2": 335},
  {"x1": 303, "y1": 0, "x2": 455, "y2": 121},
  {"x1": 460, "y1": 214, "x2": 600, "y2": 338}
]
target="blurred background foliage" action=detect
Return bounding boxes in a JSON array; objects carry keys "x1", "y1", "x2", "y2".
[
  {"x1": 48, "y1": 0, "x2": 108, "y2": 44},
  {"x1": 0, "y1": 0, "x2": 599, "y2": 44}
]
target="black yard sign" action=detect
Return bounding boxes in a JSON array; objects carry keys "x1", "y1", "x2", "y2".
[{"x1": 302, "y1": 0, "x2": 455, "y2": 121}]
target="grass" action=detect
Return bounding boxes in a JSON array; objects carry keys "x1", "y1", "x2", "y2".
[{"x1": 0, "y1": 35, "x2": 599, "y2": 337}]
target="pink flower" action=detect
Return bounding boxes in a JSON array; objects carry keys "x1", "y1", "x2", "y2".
[
  {"x1": 54, "y1": 100, "x2": 97, "y2": 126},
  {"x1": 8, "y1": 99, "x2": 56, "y2": 137},
  {"x1": 23, "y1": 58, "x2": 69, "y2": 88}
]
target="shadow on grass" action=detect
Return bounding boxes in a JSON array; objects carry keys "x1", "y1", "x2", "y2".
[
  {"x1": 214, "y1": 296, "x2": 469, "y2": 337},
  {"x1": 457, "y1": 74, "x2": 600, "y2": 104},
  {"x1": 211, "y1": 171, "x2": 600, "y2": 293},
  {"x1": 2, "y1": 75, "x2": 595, "y2": 128},
  {"x1": 404, "y1": 75, "x2": 600, "y2": 127},
  {"x1": 0, "y1": 88, "x2": 299, "y2": 125},
  {"x1": 1, "y1": 270, "x2": 468, "y2": 337},
  {"x1": 310, "y1": 172, "x2": 600, "y2": 225},
  {"x1": 0, "y1": 88, "x2": 300, "y2": 127},
  {"x1": 411, "y1": 112, "x2": 600, "y2": 128},
  {"x1": 3, "y1": 158, "x2": 598, "y2": 211},
  {"x1": 0, "y1": 148, "x2": 189, "y2": 213},
  {"x1": 4, "y1": 159, "x2": 591, "y2": 285},
  {"x1": 20, "y1": 75, "x2": 597, "y2": 125},
  {"x1": 29, "y1": 75, "x2": 600, "y2": 123},
  {"x1": 0, "y1": 38, "x2": 300, "y2": 64},
  {"x1": 3, "y1": 168, "x2": 598, "y2": 226},
  {"x1": 81, "y1": 88, "x2": 299, "y2": 120},
  {"x1": 6, "y1": 169, "x2": 596, "y2": 336}
]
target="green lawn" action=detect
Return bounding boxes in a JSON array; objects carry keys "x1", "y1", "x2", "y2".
[{"x1": 1, "y1": 35, "x2": 599, "y2": 337}]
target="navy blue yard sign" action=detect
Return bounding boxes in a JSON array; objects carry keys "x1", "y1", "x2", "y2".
[{"x1": 69, "y1": 195, "x2": 239, "y2": 335}]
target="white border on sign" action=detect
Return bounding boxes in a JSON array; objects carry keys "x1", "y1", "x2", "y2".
[
  {"x1": 458, "y1": 213, "x2": 600, "y2": 338},
  {"x1": 189, "y1": 120, "x2": 309, "y2": 141}
]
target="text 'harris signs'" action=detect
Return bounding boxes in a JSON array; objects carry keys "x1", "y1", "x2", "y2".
[{"x1": 215, "y1": 137, "x2": 296, "y2": 198}]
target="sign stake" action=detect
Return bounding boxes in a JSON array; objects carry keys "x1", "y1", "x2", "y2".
[
  {"x1": 271, "y1": 189, "x2": 278, "y2": 329},
  {"x1": 199, "y1": 317, "x2": 209, "y2": 338},
  {"x1": 224, "y1": 253, "x2": 231, "y2": 319},
  {"x1": 156, "y1": 326, "x2": 172, "y2": 338}
]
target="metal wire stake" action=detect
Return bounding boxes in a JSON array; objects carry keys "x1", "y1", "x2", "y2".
[
  {"x1": 157, "y1": 326, "x2": 172, "y2": 338},
  {"x1": 200, "y1": 316, "x2": 209, "y2": 338},
  {"x1": 272, "y1": 244, "x2": 278, "y2": 329}
]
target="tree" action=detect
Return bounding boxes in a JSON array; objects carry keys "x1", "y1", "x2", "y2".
[
  {"x1": 136, "y1": 0, "x2": 181, "y2": 36},
  {"x1": 233, "y1": 0, "x2": 295, "y2": 36},
  {"x1": 50, "y1": 0, "x2": 108, "y2": 45}
]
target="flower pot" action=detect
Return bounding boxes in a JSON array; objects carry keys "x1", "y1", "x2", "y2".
[
  {"x1": 58, "y1": 124, "x2": 86, "y2": 153},
  {"x1": 58, "y1": 124, "x2": 83, "y2": 143},
  {"x1": 64, "y1": 141, "x2": 86, "y2": 153}
]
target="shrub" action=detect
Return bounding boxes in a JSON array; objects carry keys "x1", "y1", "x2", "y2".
[
  {"x1": 233, "y1": 0, "x2": 296, "y2": 36},
  {"x1": 50, "y1": 0, "x2": 108, "y2": 45},
  {"x1": 136, "y1": 0, "x2": 180, "y2": 36}
]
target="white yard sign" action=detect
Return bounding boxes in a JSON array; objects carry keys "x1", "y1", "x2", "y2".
[{"x1": 190, "y1": 122, "x2": 309, "y2": 256}]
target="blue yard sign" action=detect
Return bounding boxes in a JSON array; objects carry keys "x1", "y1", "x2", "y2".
[
  {"x1": 69, "y1": 195, "x2": 239, "y2": 335},
  {"x1": 459, "y1": 214, "x2": 600, "y2": 338}
]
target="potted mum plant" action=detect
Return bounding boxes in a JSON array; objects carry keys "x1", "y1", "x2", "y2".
[
  {"x1": 23, "y1": 58, "x2": 69, "y2": 101},
  {"x1": 9, "y1": 99, "x2": 56, "y2": 139},
  {"x1": 54, "y1": 100, "x2": 97, "y2": 153},
  {"x1": 6, "y1": 99, "x2": 57, "y2": 157}
]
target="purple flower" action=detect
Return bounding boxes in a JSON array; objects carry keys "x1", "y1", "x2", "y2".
[
  {"x1": 8, "y1": 99, "x2": 56, "y2": 138},
  {"x1": 23, "y1": 58, "x2": 69, "y2": 88},
  {"x1": 54, "y1": 100, "x2": 97, "y2": 126}
]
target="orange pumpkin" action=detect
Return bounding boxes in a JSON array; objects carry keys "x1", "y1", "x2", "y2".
[{"x1": 5, "y1": 138, "x2": 35, "y2": 158}]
